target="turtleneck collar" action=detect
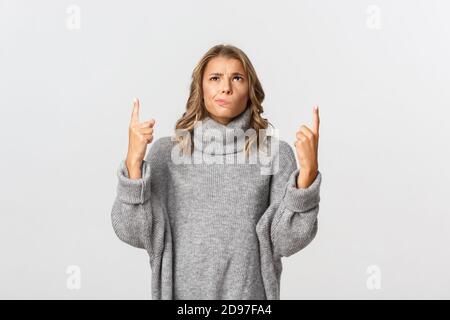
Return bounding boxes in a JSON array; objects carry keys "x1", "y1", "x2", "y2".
[{"x1": 193, "y1": 107, "x2": 252, "y2": 155}]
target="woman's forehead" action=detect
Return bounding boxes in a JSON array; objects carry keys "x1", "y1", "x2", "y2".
[{"x1": 205, "y1": 56, "x2": 245, "y2": 73}]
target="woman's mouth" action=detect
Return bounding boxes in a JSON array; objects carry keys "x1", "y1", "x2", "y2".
[{"x1": 215, "y1": 99, "x2": 229, "y2": 105}]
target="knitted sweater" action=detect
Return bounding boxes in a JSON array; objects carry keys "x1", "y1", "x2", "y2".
[{"x1": 111, "y1": 107, "x2": 322, "y2": 299}]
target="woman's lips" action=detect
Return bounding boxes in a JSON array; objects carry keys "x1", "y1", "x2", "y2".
[{"x1": 215, "y1": 99, "x2": 229, "y2": 105}]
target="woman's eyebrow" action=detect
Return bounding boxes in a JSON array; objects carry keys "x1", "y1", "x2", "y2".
[{"x1": 209, "y1": 72, "x2": 245, "y2": 77}]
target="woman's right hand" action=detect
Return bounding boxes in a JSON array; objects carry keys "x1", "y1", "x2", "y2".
[{"x1": 126, "y1": 98, "x2": 156, "y2": 179}]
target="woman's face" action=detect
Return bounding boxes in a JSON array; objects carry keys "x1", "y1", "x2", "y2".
[{"x1": 202, "y1": 56, "x2": 249, "y2": 125}]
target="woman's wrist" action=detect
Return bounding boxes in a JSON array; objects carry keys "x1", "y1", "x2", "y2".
[
  {"x1": 126, "y1": 158, "x2": 143, "y2": 180},
  {"x1": 296, "y1": 168, "x2": 318, "y2": 189}
]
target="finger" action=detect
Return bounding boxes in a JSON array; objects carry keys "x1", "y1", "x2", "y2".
[
  {"x1": 298, "y1": 125, "x2": 314, "y2": 139},
  {"x1": 296, "y1": 131, "x2": 307, "y2": 141},
  {"x1": 139, "y1": 119, "x2": 156, "y2": 128},
  {"x1": 312, "y1": 105, "x2": 320, "y2": 136},
  {"x1": 131, "y1": 98, "x2": 140, "y2": 124},
  {"x1": 141, "y1": 134, "x2": 153, "y2": 143},
  {"x1": 294, "y1": 135, "x2": 305, "y2": 148},
  {"x1": 139, "y1": 127, "x2": 153, "y2": 134}
]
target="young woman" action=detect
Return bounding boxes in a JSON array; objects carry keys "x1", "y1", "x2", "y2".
[{"x1": 111, "y1": 44, "x2": 322, "y2": 300}]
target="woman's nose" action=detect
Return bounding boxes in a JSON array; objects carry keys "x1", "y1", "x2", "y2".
[{"x1": 221, "y1": 82, "x2": 232, "y2": 94}]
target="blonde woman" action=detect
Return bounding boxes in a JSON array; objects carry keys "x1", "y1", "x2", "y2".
[{"x1": 111, "y1": 44, "x2": 322, "y2": 300}]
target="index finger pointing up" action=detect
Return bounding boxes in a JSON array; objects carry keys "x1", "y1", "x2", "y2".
[
  {"x1": 312, "y1": 105, "x2": 320, "y2": 136},
  {"x1": 131, "y1": 97, "x2": 140, "y2": 124}
]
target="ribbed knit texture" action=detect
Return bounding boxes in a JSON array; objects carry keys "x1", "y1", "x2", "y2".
[{"x1": 111, "y1": 107, "x2": 322, "y2": 300}]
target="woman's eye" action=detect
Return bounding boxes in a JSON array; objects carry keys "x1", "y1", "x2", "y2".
[{"x1": 209, "y1": 76, "x2": 243, "y2": 81}]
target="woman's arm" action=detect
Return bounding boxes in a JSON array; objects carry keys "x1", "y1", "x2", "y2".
[
  {"x1": 111, "y1": 159, "x2": 153, "y2": 251},
  {"x1": 111, "y1": 97, "x2": 160, "y2": 253},
  {"x1": 256, "y1": 141, "x2": 322, "y2": 260}
]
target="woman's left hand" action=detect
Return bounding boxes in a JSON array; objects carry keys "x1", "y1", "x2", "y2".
[{"x1": 294, "y1": 105, "x2": 320, "y2": 189}]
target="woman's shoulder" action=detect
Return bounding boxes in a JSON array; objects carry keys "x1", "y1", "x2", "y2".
[
  {"x1": 266, "y1": 136, "x2": 296, "y2": 162},
  {"x1": 144, "y1": 136, "x2": 177, "y2": 163},
  {"x1": 152, "y1": 135, "x2": 177, "y2": 150}
]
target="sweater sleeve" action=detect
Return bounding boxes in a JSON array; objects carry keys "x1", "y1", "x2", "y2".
[
  {"x1": 111, "y1": 158, "x2": 153, "y2": 252},
  {"x1": 256, "y1": 140, "x2": 322, "y2": 260}
]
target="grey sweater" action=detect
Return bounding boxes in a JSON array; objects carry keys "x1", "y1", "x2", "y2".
[{"x1": 111, "y1": 107, "x2": 322, "y2": 299}]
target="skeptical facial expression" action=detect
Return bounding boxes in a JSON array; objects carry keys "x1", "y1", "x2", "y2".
[{"x1": 202, "y1": 56, "x2": 249, "y2": 125}]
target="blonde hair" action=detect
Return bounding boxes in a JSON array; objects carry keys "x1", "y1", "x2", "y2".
[{"x1": 172, "y1": 44, "x2": 272, "y2": 157}]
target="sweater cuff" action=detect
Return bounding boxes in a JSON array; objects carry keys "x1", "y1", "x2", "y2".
[
  {"x1": 282, "y1": 169, "x2": 322, "y2": 212},
  {"x1": 116, "y1": 159, "x2": 151, "y2": 204}
]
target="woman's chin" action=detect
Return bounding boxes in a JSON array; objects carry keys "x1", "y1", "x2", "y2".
[{"x1": 210, "y1": 106, "x2": 234, "y2": 116}]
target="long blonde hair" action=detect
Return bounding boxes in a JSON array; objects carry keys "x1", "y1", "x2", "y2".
[{"x1": 172, "y1": 44, "x2": 272, "y2": 157}]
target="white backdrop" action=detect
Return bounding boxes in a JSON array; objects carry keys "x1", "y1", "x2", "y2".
[{"x1": 0, "y1": 0, "x2": 449, "y2": 299}]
